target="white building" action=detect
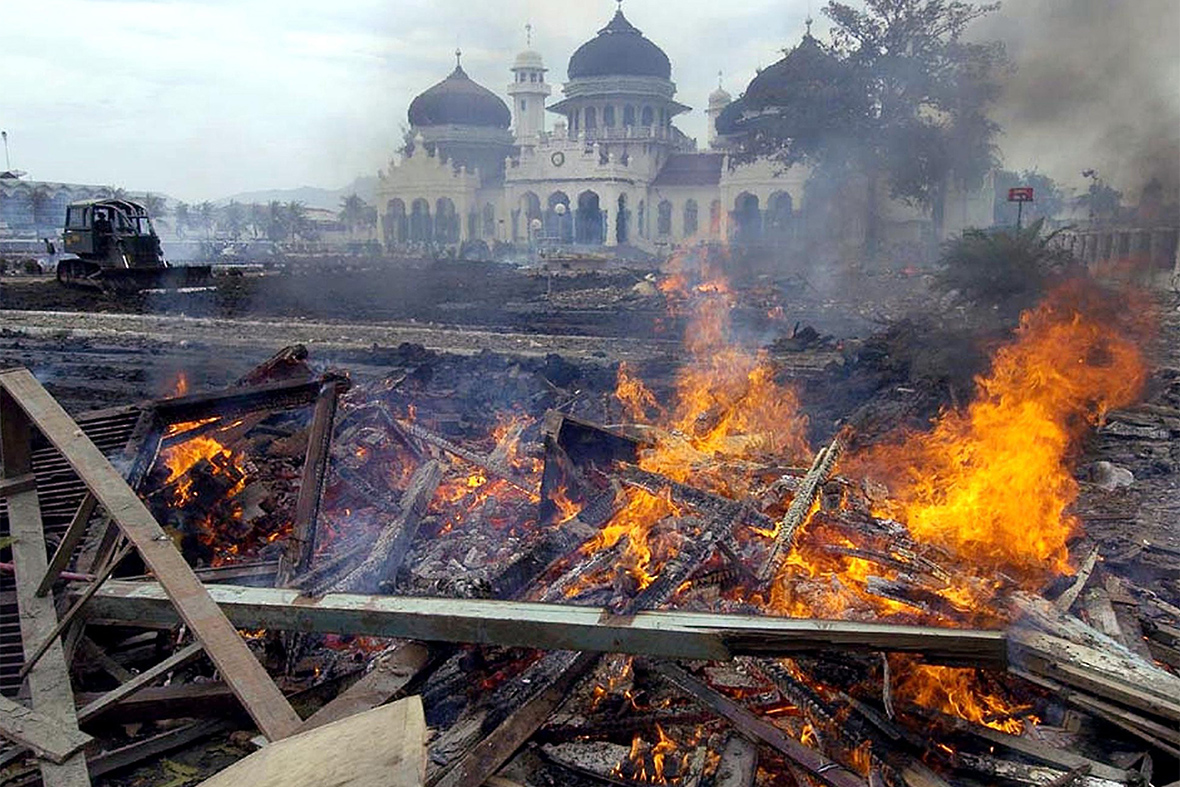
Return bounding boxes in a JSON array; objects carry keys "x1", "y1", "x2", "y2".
[{"x1": 375, "y1": 8, "x2": 988, "y2": 257}]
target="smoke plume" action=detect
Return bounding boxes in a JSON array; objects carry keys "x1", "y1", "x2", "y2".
[{"x1": 977, "y1": 0, "x2": 1180, "y2": 206}]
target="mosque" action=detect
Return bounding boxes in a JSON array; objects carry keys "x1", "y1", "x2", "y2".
[{"x1": 375, "y1": 5, "x2": 991, "y2": 256}]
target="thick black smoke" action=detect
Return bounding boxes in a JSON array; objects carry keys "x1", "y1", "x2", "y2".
[{"x1": 976, "y1": 0, "x2": 1180, "y2": 206}]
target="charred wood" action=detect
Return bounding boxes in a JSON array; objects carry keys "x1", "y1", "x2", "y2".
[{"x1": 759, "y1": 432, "x2": 847, "y2": 583}]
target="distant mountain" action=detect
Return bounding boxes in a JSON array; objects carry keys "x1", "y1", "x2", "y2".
[{"x1": 217, "y1": 176, "x2": 378, "y2": 210}]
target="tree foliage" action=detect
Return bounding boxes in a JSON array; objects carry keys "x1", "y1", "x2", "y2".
[
  {"x1": 993, "y1": 170, "x2": 1065, "y2": 227},
  {"x1": 934, "y1": 218, "x2": 1078, "y2": 317},
  {"x1": 728, "y1": 0, "x2": 1007, "y2": 229},
  {"x1": 825, "y1": 0, "x2": 1006, "y2": 205}
]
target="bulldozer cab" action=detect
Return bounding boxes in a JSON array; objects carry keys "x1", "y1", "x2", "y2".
[{"x1": 63, "y1": 198, "x2": 162, "y2": 267}]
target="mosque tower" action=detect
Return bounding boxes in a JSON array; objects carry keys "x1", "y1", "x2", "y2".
[
  {"x1": 706, "y1": 72, "x2": 732, "y2": 149},
  {"x1": 507, "y1": 24, "x2": 550, "y2": 145}
]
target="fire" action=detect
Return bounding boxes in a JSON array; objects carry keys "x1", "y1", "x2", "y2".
[
  {"x1": 552, "y1": 486, "x2": 582, "y2": 524},
  {"x1": 582, "y1": 245, "x2": 811, "y2": 602},
  {"x1": 892, "y1": 661, "x2": 1031, "y2": 735},
  {"x1": 577, "y1": 487, "x2": 680, "y2": 592},
  {"x1": 857, "y1": 286, "x2": 1147, "y2": 578},
  {"x1": 614, "y1": 724, "x2": 690, "y2": 785},
  {"x1": 169, "y1": 372, "x2": 189, "y2": 397},
  {"x1": 160, "y1": 434, "x2": 238, "y2": 486}
]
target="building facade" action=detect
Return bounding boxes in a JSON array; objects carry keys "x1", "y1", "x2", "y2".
[{"x1": 375, "y1": 8, "x2": 987, "y2": 257}]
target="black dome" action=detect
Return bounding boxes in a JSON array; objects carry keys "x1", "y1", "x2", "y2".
[
  {"x1": 743, "y1": 34, "x2": 846, "y2": 110},
  {"x1": 408, "y1": 64, "x2": 511, "y2": 129},
  {"x1": 568, "y1": 11, "x2": 671, "y2": 80}
]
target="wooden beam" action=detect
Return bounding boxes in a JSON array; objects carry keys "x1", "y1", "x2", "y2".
[
  {"x1": 196, "y1": 698, "x2": 427, "y2": 787},
  {"x1": 759, "y1": 432, "x2": 845, "y2": 583},
  {"x1": 330, "y1": 460, "x2": 444, "y2": 593},
  {"x1": 77, "y1": 641, "x2": 205, "y2": 724},
  {"x1": 84, "y1": 580, "x2": 1009, "y2": 667},
  {"x1": 648, "y1": 660, "x2": 867, "y2": 787},
  {"x1": 279, "y1": 377, "x2": 349, "y2": 585},
  {"x1": 20, "y1": 541, "x2": 134, "y2": 679},
  {"x1": 38, "y1": 493, "x2": 98, "y2": 597},
  {"x1": 0, "y1": 474, "x2": 37, "y2": 497},
  {"x1": 1054, "y1": 547, "x2": 1099, "y2": 613},
  {"x1": 943, "y1": 714, "x2": 1131, "y2": 783},
  {"x1": 296, "y1": 642, "x2": 430, "y2": 733},
  {"x1": 0, "y1": 368, "x2": 301, "y2": 742},
  {"x1": 429, "y1": 651, "x2": 599, "y2": 787},
  {"x1": 2, "y1": 387, "x2": 92, "y2": 787},
  {"x1": 0, "y1": 695, "x2": 92, "y2": 765}
]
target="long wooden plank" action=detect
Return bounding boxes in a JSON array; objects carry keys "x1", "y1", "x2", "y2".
[
  {"x1": 38, "y1": 493, "x2": 98, "y2": 597},
  {"x1": 0, "y1": 369, "x2": 301, "y2": 741},
  {"x1": 20, "y1": 542, "x2": 134, "y2": 679},
  {"x1": 2, "y1": 389, "x2": 92, "y2": 787},
  {"x1": 0, "y1": 694, "x2": 92, "y2": 764},
  {"x1": 84, "y1": 579, "x2": 1010, "y2": 667},
  {"x1": 649, "y1": 660, "x2": 867, "y2": 787},
  {"x1": 77, "y1": 642, "x2": 205, "y2": 724},
  {"x1": 279, "y1": 378, "x2": 348, "y2": 585}
]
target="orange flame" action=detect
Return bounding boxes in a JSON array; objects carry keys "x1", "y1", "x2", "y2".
[{"x1": 857, "y1": 287, "x2": 1147, "y2": 578}]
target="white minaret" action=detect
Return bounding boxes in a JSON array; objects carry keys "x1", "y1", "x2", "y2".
[
  {"x1": 707, "y1": 72, "x2": 733, "y2": 150},
  {"x1": 507, "y1": 24, "x2": 550, "y2": 145}
]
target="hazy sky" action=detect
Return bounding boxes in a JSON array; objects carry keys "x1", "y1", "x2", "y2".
[
  {"x1": 3, "y1": 1, "x2": 1176, "y2": 203},
  {"x1": 1, "y1": 0, "x2": 814, "y2": 201}
]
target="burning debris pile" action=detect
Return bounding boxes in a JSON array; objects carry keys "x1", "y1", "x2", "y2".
[{"x1": 0, "y1": 247, "x2": 1177, "y2": 787}]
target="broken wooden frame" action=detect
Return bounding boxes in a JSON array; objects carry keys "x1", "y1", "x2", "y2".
[
  {"x1": 0, "y1": 368, "x2": 302, "y2": 742},
  {"x1": 83, "y1": 579, "x2": 1009, "y2": 668}
]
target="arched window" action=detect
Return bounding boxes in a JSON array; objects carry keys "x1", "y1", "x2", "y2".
[
  {"x1": 683, "y1": 200, "x2": 698, "y2": 236},
  {"x1": 623, "y1": 105, "x2": 636, "y2": 126},
  {"x1": 710, "y1": 200, "x2": 722, "y2": 235},
  {"x1": 530, "y1": 72, "x2": 537, "y2": 82},
  {"x1": 641, "y1": 106, "x2": 654, "y2": 126},
  {"x1": 657, "y1": 200, "x2": 672, "y2": 236},
  {"x1": 584, "y1": 107, "x2": 597, "y2": 130},
  {"x1": 603, "y1": 105, "x2": 615, "y2": 127},
  {"x1": 637, "y1": 201, "x2": 645, "y2": 238}
]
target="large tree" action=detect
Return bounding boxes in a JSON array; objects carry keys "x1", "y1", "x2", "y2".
[
  {"x1": 824, "y1": 0, "x2": 1006, "y2": 218},
  {"x1": 726, "y1": 0, "x2": 1007, "y2": 245},
  {"x1": 338, "y1": 194, "x2": 369, "y2": 238}
]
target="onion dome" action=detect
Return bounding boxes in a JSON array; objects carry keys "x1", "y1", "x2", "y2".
[
  {"x1": 567, "y1": 10, "x2": 671, "y2": 80},
  {"x1": 512, "y1": 49, "x2": 545, "y2": 71},
  {"x1": 742, "y1": 32, "x2": 846, "y2": 111},
  {"x1": 709, "y1": 85, "x2": 732, "y2": 106},
  {"x1": 408, "y1": 57, "x2": 511, "y2": 129}
]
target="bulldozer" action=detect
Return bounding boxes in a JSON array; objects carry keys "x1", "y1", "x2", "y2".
[{"x1": 57, "y1": 198, "x2": 212, "y2": 293}]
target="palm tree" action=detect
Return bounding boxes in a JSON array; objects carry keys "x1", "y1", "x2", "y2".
[
  {"x1": 141, "y1": 193, "x2": 168, "y2": 219},
  {"x1": 222, "y1": 201, "x2": 245, "y2": 240},
  {"x1": 174, "y1": 202, "x2": 191, "y2": 238},
  {"x1": 196, "y1": 201, "x2": 216, "y2": 239},
  {"x1": 286, "y1": 201, "x2": 309, "y2": 241},
  {"x1": 266, "y1": 201, "x2": 287, "y2": 241},
  {"x1": 338, "y1": 194, "x2": 368, "y2": 238},
  {"x1": 249, "y1": 202, "x2": 267, "y2": 239}
]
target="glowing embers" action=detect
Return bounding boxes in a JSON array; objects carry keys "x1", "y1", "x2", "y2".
[{"x1": 148, "y1": 423, "x2": 294, "y2": 568}]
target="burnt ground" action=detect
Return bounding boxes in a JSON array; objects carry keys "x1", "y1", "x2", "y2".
[
  {"x1": 1, "y1": 258, "x2": 1179, "y2": 784},
  {"x1": 0, "y1": 258, "x2": 931, "y2": 340}
]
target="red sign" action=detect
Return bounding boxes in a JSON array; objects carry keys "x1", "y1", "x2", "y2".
[{"x1": 1008, "y1": 187, "x2": 1035, "y2": 203}]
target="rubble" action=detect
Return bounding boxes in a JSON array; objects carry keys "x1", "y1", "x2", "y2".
[{"x1": 0, "y1": 254, "x2": 1178, "y2": 787}]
